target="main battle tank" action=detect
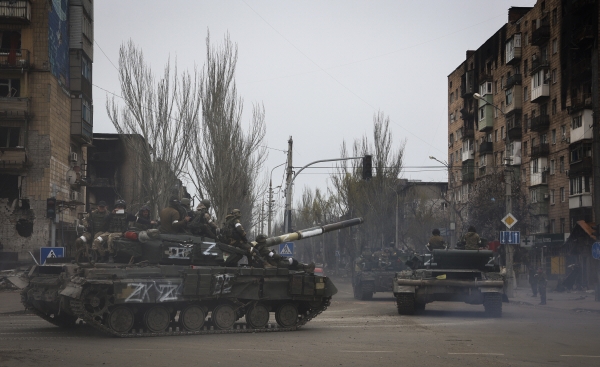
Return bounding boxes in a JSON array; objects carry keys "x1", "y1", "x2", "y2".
[{"x1": 21, "y1": 218, "x2": 363, "y2": 337}]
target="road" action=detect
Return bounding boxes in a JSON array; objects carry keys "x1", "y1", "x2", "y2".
[{"x1": 1, "y1": 279, "x2": 599, "y2": 367}]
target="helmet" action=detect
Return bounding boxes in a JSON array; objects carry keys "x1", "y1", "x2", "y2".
[
  {"x1": 432, "y1": 228, "x2": 440, "y2": 235},
  {"x1": 255, "y1": 234, "x2": 267, "y2": 242},
  {"x1": 115, "y1": 200, "x2": 126, "y2": 209},
  {"x1": 231, "y1": 209, "x2": 241, "y2": 217},
  {"x1": 201, "y1": 199, "x2": 211, "y2": 208},
  {"x1": 169, "y1": 196, "x2": 179, "y2": 206}
]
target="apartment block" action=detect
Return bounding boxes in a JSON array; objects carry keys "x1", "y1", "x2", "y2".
[
  {"x1": 0, "y1": 0, "x2": 93, "y2": 261},
  {"x1": 448, "y1": 0, "x2": 600, "y2": 286}
]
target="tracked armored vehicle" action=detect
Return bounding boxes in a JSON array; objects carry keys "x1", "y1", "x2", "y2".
[
  {"x1": 353, "y1": 252, "x2": 405, "y2": 300},
  {"x1": 393, "y1": 249, "x2": 505, "y2": 317},
  {"x1": 21, "y1": 218, "x2": 362, "y2": 337}
]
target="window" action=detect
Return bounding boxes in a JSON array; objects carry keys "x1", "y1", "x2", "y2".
[
  {"x1": 559, "y1": 156, "x2": 564, "y2": 173},
  {"x1": 0, "y1": 127, "x2": 20, "y2": 148},
  {"x1": 560, "y1": 187, "x2": 565, "y2": 202},
  {"x1": 82, "y1": 99, "x2": 91, "y2": 123},
  {"x1": 533, "y1": 70, "x2": 549, "y2": 89},
  {"x1": 0, "y1": 78, "x2": 21, "y2": 97},
  {"x1": 550, "y1": 189, "x2": 555, "y2": 204},
  {"x1": 524, "y1": 86, "x2": 529, "y2": 101},
  {"x1": 495, "y1": 81, "x2": 498, "y2": 94},
  {"x1": 500, "y1": 76, "x2": 504, "y2": 88},
  {"x1": 552, "y1": 99, "x2": 557, "y2": 115},
  {"x1": 572, "y1": 115, "x2": 582, "y2": 130},
  {"x1": 524, "y1": 32, "x2": 529, "y2": 46},
  {"x1": 480, "y1": 82, "x2": 492, "y2": 95},
  {"x1": 82, "y1": 57, "x2": 91, "y2": 81},
  {"x1": 532, "y1": 158, "x2": 539, "y2": 173},
  {"x1": 495, "y1": 129, "x2": 498, "y2": 142},
  {"x1": 561, "y1": 125, "x2": 566, "y2": 140},
  {"x1": 550, "y1": 159, "x2": 555, "y2": 174},
  {"x1": 479, "y1": 107, "x2": 486, "y2": 121},
  {"x1": 450, "y1": 153, "x2": 454, "y2": 163},
  {"x1": 449, "y1": 133, "x2": 454, "y2": 144},
  {"x1": 449, "y1": 92, "x2": 454, "y2": 104},
  {"x1": 531, "y1": 189, "x2": 538, "y2": 203},
  {"x1": 506, "y1": 87, "x2": 513, "y2": 106},
  {"x1": 541, "y1": 133, "x2": 548, "y2": 144},
  {"x1": 551, "y1": 129, "x2": 556, "y2": 144},
  {"x1": 552, "y1": 69, "x2": 557, "y2": 84},
  {"x1": 550, "y1": 219, "x2": 555, "y2": 233},
  {"x1": 524, "y1": 59, "x2": 528, "y2": 74},
  {"x1": 501, "y1": 126, "x2": 505, "y2": 139},
  {"x1": 449, "y1": 81, "x2": 453, "y2": 88},
  {"x1": 552, "y1": 39, "x2": 558, "y2": 54},
  {"x1": 570, "y1": 176, "x2": 591, "y2": 195},
  {"x1": 552, "y1": 8, "x2": 558, "y2": 25},
  {"x1": 523, "y1": 141, "x2": 528, "y2": 156},
  {"x1": 82, "y1": 15, "x2": 93, "y2": 41},
  {"x1": 560, "y1": 218, "x2": 565, "y2": 233},
  {"x1": 522, "y1": 168, "x2": 527, "y2": 182}
]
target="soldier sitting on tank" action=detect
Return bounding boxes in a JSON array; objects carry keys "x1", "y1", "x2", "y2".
[
  {"x1": 460, "y1": 226, "x2": 483, "y2": 250},
  {"x1": 188, "y1": 199, "x2": 219, "y2": 239},
  {"x1": 130, "y1": 205, "x2": 157, "y2": 231},
  {"x1": 74, "y1": 200, "x2": 109, "y2": 253},
  {"x1": 180, "y1": 198, "x2": 194, "y2": 218},
  {"x1": 159, "y1": 197, "x2": 191, "y2": 234},
  {"x1": 219, "y1": 209, "x2": 254, "y2": 263},
  {"x1": 92, "y1": 200, "x2": 152, "y2": 262},
  {"x1": 357, "y1": 249, "x2": 373, "y2": 270},
  {"x1": 426, "y1": 228, "x2": 447, "y2": 252},
  {"x1": 251, "y1": 234, "x2": 315, "y2": 271}
]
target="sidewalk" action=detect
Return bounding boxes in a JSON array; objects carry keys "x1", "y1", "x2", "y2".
[{"x1": 509, "y1": 286, "x2": 600, "y2": 313}]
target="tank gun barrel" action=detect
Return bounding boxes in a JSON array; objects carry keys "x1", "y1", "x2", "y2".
[{"x1": 263, "y1": 217, "x2": 363, "y2": 247}]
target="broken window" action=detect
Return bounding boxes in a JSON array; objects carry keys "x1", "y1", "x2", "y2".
[
  {"x1": 0, "y1": 126, "x2": 19, "y2": 147},
  {"x1": 0, "y1": 174, "x2": 19, "y2": 202},
  {"x1": 0, "y1": 31, "x2": 21, "y2": 50},
  {"x1": 0, "y1": 78, "x2": 20, "y2": 97}
]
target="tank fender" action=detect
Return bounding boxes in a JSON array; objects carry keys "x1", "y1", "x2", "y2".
[
  {"x1": 323, "y1": 277, "x2": 338, "y2": 297},
  {"x1": 59, "y1": 285, "x2": 83, "y2": 298},
  {"x1": 479, "y1": 287, "x2": 504, "y2": 293},
  {"x1": 393, "y1": 285, "x2": 416, "y2": 294}
]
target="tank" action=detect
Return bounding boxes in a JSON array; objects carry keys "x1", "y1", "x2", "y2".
[
  {"x1": 393, "y1": 249, "x2": 506, "y2": 317},
  {"x1": 20, "y1": 218, "x2": 363, "y2": 337},
  {"x1": 352, "y1": 249, "x2": 406, "y2": 300}
]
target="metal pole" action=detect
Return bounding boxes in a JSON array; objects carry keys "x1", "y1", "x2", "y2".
[
  {"x1": 284, "y1": 137, "x2": 293, "y2": 233},
  {"x1": 268, "y1": 179, "x2": 273, "y2": 236},
  {"x1": 51, "y1": 184, "x2": 56, "y2": 247}
]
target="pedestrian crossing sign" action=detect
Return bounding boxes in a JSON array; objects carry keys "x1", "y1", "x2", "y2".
[
  {"x1": 40, "y1": 247, "x2": 65, "y2": 265},
  {"x1": 279, "y1": 242, "x2": 294, "y2": 257}
]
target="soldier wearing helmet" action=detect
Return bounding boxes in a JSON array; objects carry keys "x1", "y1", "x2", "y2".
[
  {"x1": 220, "y1": 209, "x2": 253, "y2": 258},
  {"x1": 159, "y1": 196, "x2": 191, "y2": 234},
  {"x1": 251, "y1": 234, "x2": 315, "y2": 271},
  {"x1": 92, "y1": 200, "x2": 151, "y2": 262},
  {"x1": 188, "y1": 198, "x2": 218, "y2": 238},
  {"x1": 426, "y1": 228, "x2": 447, "y2": 252},
  {"x1": 131, "y1": 205, "x2": 157, "y2": 231},
  {"x1": 74, "y1": 200, "x2": 108, "y2": 255}
]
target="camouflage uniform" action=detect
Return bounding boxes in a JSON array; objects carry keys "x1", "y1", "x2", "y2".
[
  {"x1": 159, "y1": 200, "x2": 189, "y2": 234},
  {"x1": 462, "y1": 231, "x2": 481, "y2": 250},
  {"x1": 188, "y1": 200, "x2": 218, "y2": 238},
  {"x1": 131, "y1": 205, "x2": 154, "y2": 231},
  {"x1": 252, "y1": 234, "x2": 281, "y2": 267},
  {"x1": 427, "y1": 235, "x2": 447, "y2": 250},
  {"x1": 75, "y1": 206, "x2": 108, "y2": 252},
  {"x1": 220, "y1": 210, "x2": 252, "y2": 254}
]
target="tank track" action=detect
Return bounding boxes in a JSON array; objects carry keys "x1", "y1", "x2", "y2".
[
  {"x1": 20, "y1": 286, "x2": 76, "y2": 328},
  {"x1": 395, "y1": 293, "x2": 415, "y2": 315},
  {"x1": 67, "y1": 297, "x2": 331, "y2": 338}
]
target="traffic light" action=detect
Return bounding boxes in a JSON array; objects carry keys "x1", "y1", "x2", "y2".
[
  {"x1": 362, "y1": 155, "x2": 372, "y2": 180},
  {"x1": 46, "y1": 197, "x2": 56, "y2": 219}
]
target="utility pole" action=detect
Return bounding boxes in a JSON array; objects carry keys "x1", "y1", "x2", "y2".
[
  {"x1": 591, "y1": 48, "x2": 600, "y2": 234},
  {"x1": 284, "y1": 136, "x2": 293, "y2": 233},
  {"x1": 268, "y1": 179, "x2": 273, "y2": 236}
]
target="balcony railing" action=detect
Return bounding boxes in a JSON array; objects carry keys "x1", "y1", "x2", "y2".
[
  {"x1": 479, "y1": 142, "x2": 493, "y2": 155},
  {"x1": 530, "y1": 58, "x2": 550, "y2": 75},
  {"x1": 505, "y1": 74, "x2": 522, "y2": 89},
  {"x1": 507, "y1": 116, "x2": 522, "y2": 139},
  {"x1": 0, "y1": 1, "x2": 31, "y2": 23},
  {"x1": 0, "y1": 49, "x2": 30, "y2": 69},
  {"x1": 569, "y1": 157, "x2": 593, "y2": 177},
  {"x1": 0, "y1": 147, "x2": 28, "y2": 170},
  {"x1": 462, "y1": 164, "x2": 475, "y2": 183},
  {"x1": 531, "y1": 143, "x2": 550, "y2": 158},
  {"x1": 0, "y1": 97, "x2": 30, "y2": 120},
  {"x1": 530, "y1": 115, "x2": 550, "y2": 132},
  {"x1": 88, "y1": 178, "x2": 116, "y2": 188},
  {"x1": 569, "y1": 93, "x2": 592, "y2": 114},
  {"x1": 531, "y1": 23, "x2": 550, "y2": 46}
]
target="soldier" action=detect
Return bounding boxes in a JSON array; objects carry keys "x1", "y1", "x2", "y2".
[
  {"x1": 220, "y1": 209, "x2": 253, "y2": 256},
  {"x1": 92, "y1": 200, "x2": 151, "y2": 262},
  {"x1": 180, "y1": 198, "x2": 194, "y2": 218},
  {"x1": 461, "y1": 226, "x2": 482, "y2": 250},
  {"x1": 130, "y1": 205, "x2": 157, "y2": 231},
  {"x1": 535, "y1": 268, "x2": 547, "y2": 305},
  {"x1": 252, "y1": 234, "x2": 315, "y2": 271},
  {"x1": 74, "y1": 201, "x2": 109, "y2": 252},
  {"x1": 427, "y1": 228, "x2": 447, "y2": 251},
  {"x1": 159, "y1": 197, "x2": 191, "y2": 234},
  {"x1": 188, "y1": 199, "x2": 219, "y2": 238}
]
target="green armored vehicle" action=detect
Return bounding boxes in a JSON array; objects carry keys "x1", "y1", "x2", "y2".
[
  {"x1": 21, "y1": 218, "x2": 362, "y2": 337},
  {"x1": 353, "y1": 248, "x2": 405, "y2": 300},
  {"x1": 393, "y1": 249, "x2": 505, "y2": 317}
]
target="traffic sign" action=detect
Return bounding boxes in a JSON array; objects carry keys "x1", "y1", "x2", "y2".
[
  {"x1": 593, "y1": 242, "x2": 600, "y2": 260},
  {"x1": 501, "y1": 213, "x2": 518, "y2": 229},
  {"x1": 40, "y1": 247, "x2": 65, "y2": 265},
  {"x1": 279, "y1": 242, "x2": 294, "y2": 257},
  {"x1": 500, "y1": 231, "x2": 520, "y2": 245}
]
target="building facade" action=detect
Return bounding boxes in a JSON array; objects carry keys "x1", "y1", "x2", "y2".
[
  {"x1": 0, "y1": 0, "x2": 93, "y2": 260},
  {"x1": 447, "y1": 0, "x2": 599, "y2": 285}
]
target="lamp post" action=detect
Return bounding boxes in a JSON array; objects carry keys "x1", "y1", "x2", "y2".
[{"x1": 473, "y1": 92, "x2": 515, "y2": 298}]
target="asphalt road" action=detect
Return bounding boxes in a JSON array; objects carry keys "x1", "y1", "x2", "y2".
[{"x1": 1, "y1": 279, "x2": 599, "y2": 367}]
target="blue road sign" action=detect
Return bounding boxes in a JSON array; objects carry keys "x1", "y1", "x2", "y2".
[
  {"x1": 40, "y1": 247, "x2": 65, "y2": 265},
  {"x1": 279, "y1": 242, "x2": 294, "y2": 257},
  {"x1": 500, "y1": 231, "x2": 521, "y2": 245},
  {"x1": 593, "y1": 242, "x2": 600, "y2": 260}
]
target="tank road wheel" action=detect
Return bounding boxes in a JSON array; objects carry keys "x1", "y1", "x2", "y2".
[
  {"x1": 180, "y1": 305, "x2": 206, "y2": 331},
  {"x1": 144, "y1": 305, "x2": 171, "y2": 333},
  {"x1": 396, "y1": 293, "x2": 415, "y2": 315},
  {"x1": 275, "y1": 303, "x2": 299, "y2": 328},
  {"x1": 83, "y1": 287, "x2": 111, "y2": 318},
  {"x1": 483, "y1": 293, "x2": 502, "y2": 318},
  {"x1": 108, "y1": 306, "x2": 135, "y2": 334},
  {"x1": 245, "y1": 303, "x2": 270, "y2": 329},
  {"x1": 212, "y1": 303, "x2": 236, "y2": 330}
]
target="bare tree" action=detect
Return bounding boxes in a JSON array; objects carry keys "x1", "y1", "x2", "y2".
[
  {"x1": 106, "y1": 41, "x2": 199, "y2": 216},
  {"x1": 330, "y1": 111, "x2": 405, "y2": 259},
  {"x1": 188, "y1": 33, "x2": 267, "y2": 228}
]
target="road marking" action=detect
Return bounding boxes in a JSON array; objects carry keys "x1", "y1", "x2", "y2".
[
  {"x1": 124, "y1": 349, "x2": 173, "y2": 351},
  {"x1": 228, "y1": 349, "x2": 284, "y2": 352},
  {"x1": 449, "y1": 353, "x2": 504, "y2": 356},
  {"x1": 340, "y1": 350, "x2": 393, "y2": 353},
  {"x1": 560, "y1": 355, "x2": 600, "y2": 358}
]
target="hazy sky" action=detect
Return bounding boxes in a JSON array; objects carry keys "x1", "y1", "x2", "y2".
[{"x1": 93, "y1": 0, "x2": 535, "y2": 213}]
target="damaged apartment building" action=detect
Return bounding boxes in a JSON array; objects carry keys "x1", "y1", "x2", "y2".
[
  {"x1": 0, "y1": 0, "x2": 94, "y2": 261},
  {"x1": 448, "y1": 0, "x2": 599, "y2": 287}
]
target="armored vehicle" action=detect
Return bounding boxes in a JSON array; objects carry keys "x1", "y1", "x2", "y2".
[
  {"x1": 21, "y1": 218, "x2": 362, "y2": 337},
  {"x1": 353, "y1": 251, "x2": 405, "y2": 300},
  {"x1": 393, "y1": 249, "x2": 505, "y2": 317}
]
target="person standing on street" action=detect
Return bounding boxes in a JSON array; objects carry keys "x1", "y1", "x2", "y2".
[
  {"x1": 529, "y1": 266, "x2": 538, "y2": 297},
  {"x1": 535, "y1": 268, "x2": 547, "y2": 305}
]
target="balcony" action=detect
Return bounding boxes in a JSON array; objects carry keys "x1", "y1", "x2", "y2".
[
  {"x1": 531, "y1": 84, "x2": 550, "y2": 102},
  {"x1": 479, "y1": 142, "x2": 493, "y2": 155},
  {"x1": 569, "y1": 193, "x2": 592, "y2": 209},
  {"x1": 531, "y1": 23, "x2": 550, "y2": 46},
  {"x1": 461, "y1": 70, "x2": 476, "y2": 97},
  {"x1": 507, "y1": 115, "x2": 522, "y2": 139},
  {"x1": 531, "y1": 143, "x2": 550, "y2": 158},
  {"x1": 569, "y1": 93, "x2": 592, "y2": 114},
  {"x1": 530, "y1": 58, "x2": 550, "y2": 75},
  {"x1": 570, "y1": 110, "x2": 593, "y2": 143},
  {"x1": 462, "y1": 148, "x2": 474, "y2": 162},
  {"x1": 569, "y1": 157, "x2": 593, "y2": 177},
  {"x1": 530, "y1": 115, "x2": 550, "y2": 132},
  {"x1": 0, "y1": 97, "x2": 30, "y2": 120},
  {"x1": 0, "y1": 1, "x2": 31, "y2": 24},
  {"x1": 505, "y1": 74, "x2": 522, "y2": 89},
  {"x1": 530, "y1": 201, "x2": 549, "y2": 216},
  {"x1": 506, "y1": 34, "x2": 522, "y2": 65},
  {"x1": 0, "y1": 147, "x2": 28, "y2": 171},
  {"x1": 88, "y1": 177, "x2": 116, "y2": 188},
  {"x1": 0, "y1": 49, "x2": 30, "y2": 69},
  {"x1": 462, "y1": 161, "x2": 475, "y2": 183}
]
